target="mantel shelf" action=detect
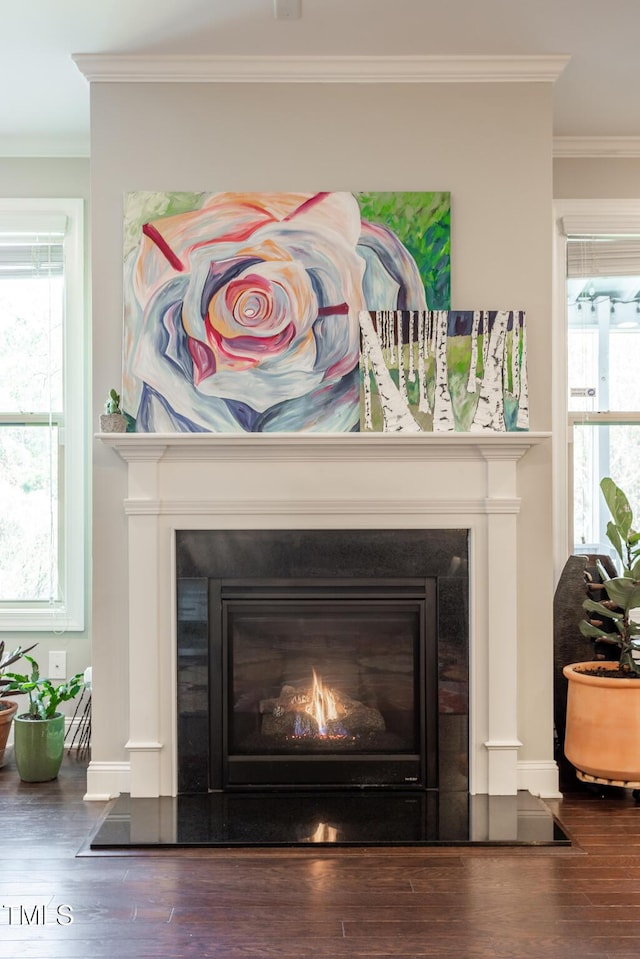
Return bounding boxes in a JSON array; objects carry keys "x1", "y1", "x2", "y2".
[{"x1": 97, "y1": 431, "x2": 551, "y2": 464}]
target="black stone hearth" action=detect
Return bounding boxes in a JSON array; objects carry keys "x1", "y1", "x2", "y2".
[
  {"x1": 176, "y1": 528, "x2": 470, "y2": 799},
  {"x1": 89, "y1": 790, "x2": 571, "y2": 848}
]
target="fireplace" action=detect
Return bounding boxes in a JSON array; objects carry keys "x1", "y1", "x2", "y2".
[
  {"x1": 176, "y1": 528, "x2": 468, "y2": 795},
  {"x1": 92, "y1": 432, "x2": 553, "y2": 802},
  {"x1": 221, "y1": 581, "x2": 435, "y2": 789},
  {"x1": 222, "y1": 581, "x2": 434, "y2": 788}
]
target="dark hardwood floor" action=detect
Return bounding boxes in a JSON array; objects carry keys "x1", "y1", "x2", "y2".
[{"x1": 2, "y1": 753, "x2": 640, "y2": 959}]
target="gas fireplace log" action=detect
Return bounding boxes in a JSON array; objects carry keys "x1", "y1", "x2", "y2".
[{"x1": 259, "y1": 677, "x2": 386, "y2": 741}]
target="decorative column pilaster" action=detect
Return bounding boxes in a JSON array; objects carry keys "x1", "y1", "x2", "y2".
[
  {"x1": 481, "y1": 447, "x2": 523, "y2": 794},
  {"x1": 119, "y1": 442, "x2": 167, "y2": 797}
]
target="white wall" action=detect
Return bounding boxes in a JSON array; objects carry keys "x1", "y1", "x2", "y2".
[
  {"x1": 89, "y1": 79, "x2": 555, "y2": 786},
  {"x1": 0, "y1": 157, "x2": 91, "y2": 690},
  {"x1": 0, "y1": 158, "x2": 89, "y2": 198},
  {"x1": 554, "y1": 157, "x2": 640, "y2": 198}
]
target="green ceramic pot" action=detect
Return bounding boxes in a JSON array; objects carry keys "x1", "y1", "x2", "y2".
[{"x1": 14, "y1": 713, "x2": 65, "y2": 782}]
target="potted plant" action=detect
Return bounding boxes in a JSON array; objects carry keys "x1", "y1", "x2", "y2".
[
  {"x1": 1, "y1": 655, "x2": 84, "y2": 782},
  {"x1": 0, "y1": 641, "x2": 37, "y2": 767},
  {"x1": 99, "y1": 387, "x2": 127, "y2": 433},
  {"x1": 563, "y1": 476, "x2": 640, "y2": 790}
]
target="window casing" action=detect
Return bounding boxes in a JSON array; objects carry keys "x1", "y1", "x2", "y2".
[
  {"x1": 0, "y1": 198, "x2": 84, "y2": 630},
  {"x1": 553, "y1": 200, "x2": 640, "y2": 583}
]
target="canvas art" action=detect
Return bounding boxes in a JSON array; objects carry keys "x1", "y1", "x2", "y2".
[
  {"x1": 122, "y1": 191, "x2": 450, "y2": 433},
  {"x1": 359, "y1": 310, "x2": 529, "y2": 432}
]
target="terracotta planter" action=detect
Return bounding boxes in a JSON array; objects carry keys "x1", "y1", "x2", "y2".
[
  {"x1": 13, "y1": 713, "x2": 65, "y2": 782},
  {"x1": 563, "y1": 661, "x2": 640, "y2": 784},
  {"x1": 0, "y1": 701, "x2": 18, "y2": 767}
]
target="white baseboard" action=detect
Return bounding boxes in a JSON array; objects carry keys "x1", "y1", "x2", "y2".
[
  {"x1": 517, "y1": 760, "x2": 562, "y2": 798},
  {"x1": 84, "y1": 760, "x2": 130, "y2": 800}
]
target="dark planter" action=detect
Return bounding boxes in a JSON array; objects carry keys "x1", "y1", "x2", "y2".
[{"x1": 14, "y1": 713, "x2": 65, "y2": 782}]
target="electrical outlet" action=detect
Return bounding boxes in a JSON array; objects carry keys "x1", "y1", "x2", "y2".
[
  {"x1": 274, "y1": 0, "x2": 301, "y2": 20},
  {"x1": 48, "y1": 651, "x2": 66, "y2": 680}
]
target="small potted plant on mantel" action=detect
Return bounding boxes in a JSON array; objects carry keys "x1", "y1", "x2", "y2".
[
  {"x1": 0, "y1": 641, "x2": 37, "y2": 767},
  {"x1": 563, "y1": 477, "x2": 640, "y2": 794},
  {"x1": 99, "y1": 387, "x2": 127, "y2": 433},
  {"x1": 1, "y1": 654, "x2": 84, "y2": 782}
]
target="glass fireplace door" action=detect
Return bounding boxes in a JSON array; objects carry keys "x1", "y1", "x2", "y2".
[{"x1": 219, "y1": 590, "x2": 432, "y2": 789}]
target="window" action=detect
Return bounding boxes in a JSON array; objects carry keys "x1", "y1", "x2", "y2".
[
  {"x1": 554, "y1": 201, "x2": 640, "y2": 578},
  {"x1": 0, "y1": 198, "x2": 84, "y2": 630}
]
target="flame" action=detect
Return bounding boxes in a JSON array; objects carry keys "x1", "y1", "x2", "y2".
[
  {"x1": 306, "y1": 668, "x2": 338, "y2": 736},
  {"x1": 309, "y1": 821, "x2": 339, "y2": 843}
]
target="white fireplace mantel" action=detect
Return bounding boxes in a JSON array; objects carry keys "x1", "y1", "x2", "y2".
[
  {"x1": 98, "y1": 430, "x2": 548, "y2": 462},
  {"x1": 90, "y1": 431, "x2": 554, "y2": 800}
]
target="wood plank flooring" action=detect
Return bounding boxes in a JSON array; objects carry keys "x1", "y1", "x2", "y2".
[{"x1": 2, "y1": 754, "x2": 640, "y2": 959}]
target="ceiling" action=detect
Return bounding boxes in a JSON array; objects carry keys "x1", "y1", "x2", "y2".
[{"x1": 2, "y1": 0, "x2": 640, "y2": 156}]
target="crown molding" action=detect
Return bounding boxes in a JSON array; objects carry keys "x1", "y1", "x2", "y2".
[
  {"x1": 72, "y1": 53, "x2": 570, "y2": 85},
  {"x1": 553, "y1": 136, "x2": 640, "y2": 158}
]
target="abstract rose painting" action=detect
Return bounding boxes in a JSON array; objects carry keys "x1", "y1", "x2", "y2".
[{"x1": 122, "y1": 191, "x2": 450, "y2": 433}]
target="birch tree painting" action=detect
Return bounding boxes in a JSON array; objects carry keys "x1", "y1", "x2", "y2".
[{"x1": 359, "y1": 309, "x2": 529, "y2": 432}]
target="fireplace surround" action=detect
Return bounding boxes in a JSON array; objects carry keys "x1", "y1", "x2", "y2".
[
  {"x1": 176, "y1": 528, "x2": 467, "y2": 794},
  {"x1": 92, "y1": 431, "x2": 553, "y2": 801}
]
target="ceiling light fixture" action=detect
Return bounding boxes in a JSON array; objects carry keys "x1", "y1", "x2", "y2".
[{"x1": 274, "y1": 0, "x2": 301, "y2": 19}]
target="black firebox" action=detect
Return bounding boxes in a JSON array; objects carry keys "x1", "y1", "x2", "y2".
[{"x1": 214, "y1": 579, "x2": 437, "y2": 789}]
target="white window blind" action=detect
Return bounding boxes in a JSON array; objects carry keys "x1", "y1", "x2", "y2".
[
  {"x1": 560, "y1": 212, "x2": 640, "y2": 278},
  {"x1": 566, "y1": 237, "x2": 640, "y2": 278},
  {"x1": 0, "y1": 239, "x2": 65, "y2": 278}
]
